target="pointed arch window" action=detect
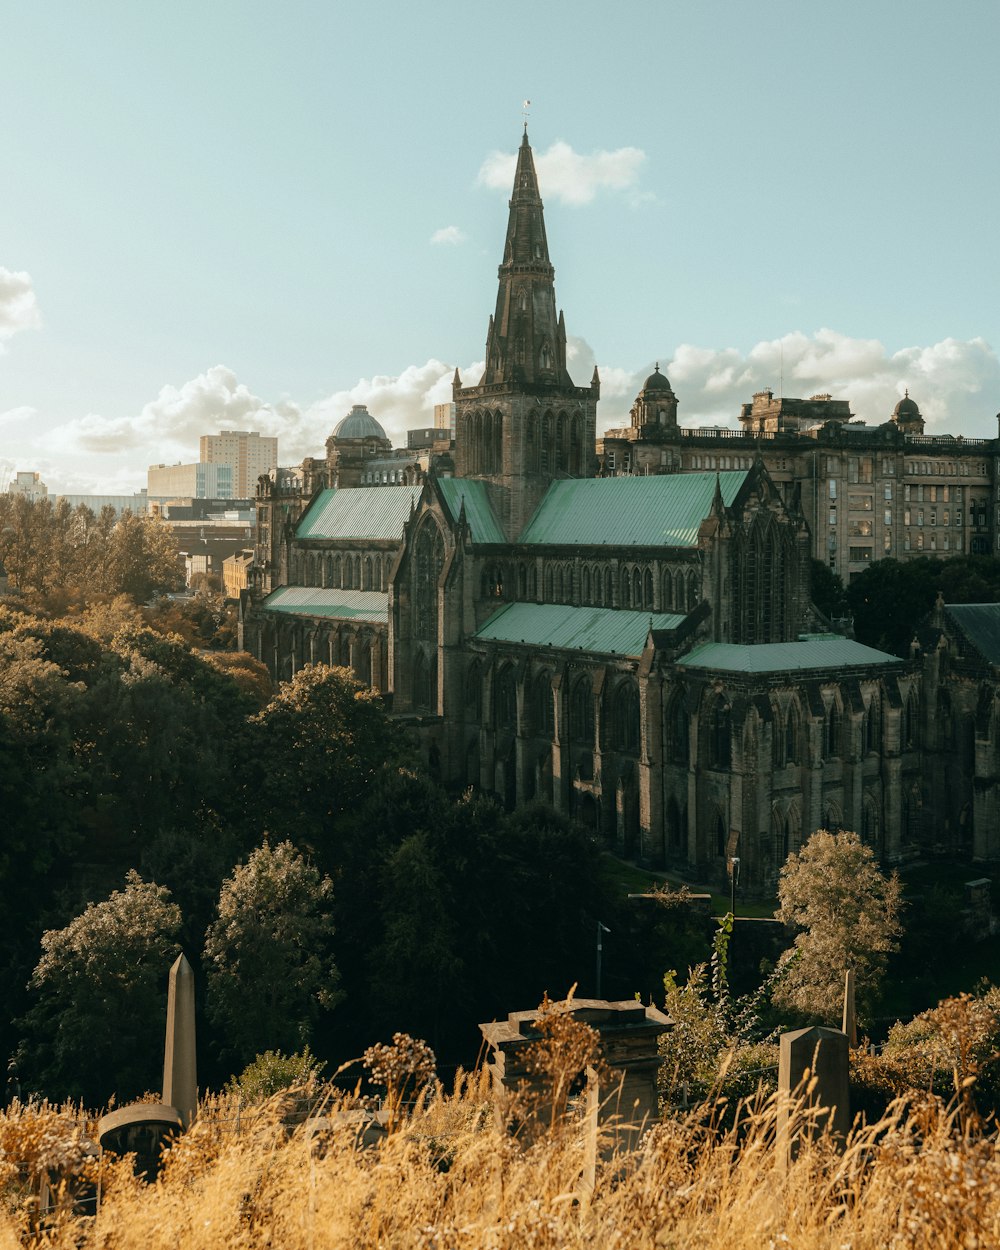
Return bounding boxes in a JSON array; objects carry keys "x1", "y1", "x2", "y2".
[
  {"x1": 466, "y1": 660, "x2": 483, "y2": 722},
  {"x1": 667, "y1": 691, "x2": 688, "y2": 765},
  {"x1": 785, "y1": 703, "x2": 800, "y2": 766},
  {"x1": 570, "y1": 677, "x2": 595, "y2": 746},
  {"x1": 621, "y1": 566, "x2": 632, "y2": 608},
  {"x1": 864, "y1": 696, "x2": 881, "y2": 754},
  {"x1": 824, "y1": 698, "x2": 841, "y2": 758},
  {"x1": 613, "y1": 682, "x2": 640, "y2": 753},
  {"x1": 709, "y1": 696, "x2": 731, "y2": 769},
  {"x1": 643, "y1": 567, "x2": 654, "y2": 609},
  {"x1": 533, "y1": 671, "x2": 555, "y2": 738},
  {"x1": 495, "y1": 665, "x2": 518, "y2": 732}
]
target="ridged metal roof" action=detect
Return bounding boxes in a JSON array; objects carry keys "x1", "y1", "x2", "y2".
[
  {"x1": 678, "y1": 638, "x2": 899, "y2": 674},
  {"x1": 518, "y1": 471, "x2": 747, "y2": 547},
  {"x1": 437, "y1": 479, "x2": 506, "y2": 544},
  {"x1": 945, "y1": 604, "x2": 1000, "y2": 665},
  {"x1": 476, "y1": 602, "x2": 685, "y2": 657},
  {"x1": 259, "y1": 587, "x2": 388, "y2": 622},
  {"x1": 297, "y1": 486, "x2": 417, "y2": 541}
]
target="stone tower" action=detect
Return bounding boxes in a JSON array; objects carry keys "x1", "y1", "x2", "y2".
[{"x1": 453, "y1": 129, "x2": 600, "y2": 539}]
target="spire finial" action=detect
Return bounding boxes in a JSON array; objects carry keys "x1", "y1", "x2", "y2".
[
  {"x1": 905, "y1": 387, "x2": 909, "y2": 398},
  {"x1": 522, "y1": 99, "x2": 531, "y2": 133}
]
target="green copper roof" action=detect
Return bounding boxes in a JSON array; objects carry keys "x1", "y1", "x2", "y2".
[
  {"x1": 437, "y1": 478, "x2": 506, "y2": 544},
  {"x1": 297, "y1": 485, "x2": 417, "y2": 541},
  {"x1": 678, "y1": 637, "x2": 900, "y2": 674},
  {"x1": 260, "y1": 587, "x2": 388, "y2": 622},
  {"x1": 476, "y1": 602, "x2": 685, "y2": 657},
  {"x1": 945, "y1": 604, "x2": 1000, "y2": 665},
  {"x1": 518, "y1": 472, "x2": 747, "y2": 547}
]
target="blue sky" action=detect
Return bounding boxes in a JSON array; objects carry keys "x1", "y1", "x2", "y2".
[{"x1": 2, "y1": 0, "x2": 999, "y2": 493}]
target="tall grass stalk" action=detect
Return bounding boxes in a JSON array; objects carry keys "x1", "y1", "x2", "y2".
[{"x1": 1, "y1": 1076, "x2": 996, "y2": 1248}]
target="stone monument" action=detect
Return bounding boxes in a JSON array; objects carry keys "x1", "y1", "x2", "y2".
[{"x1": 98, "y1": 952, "x2": 198, "y2": 1178}]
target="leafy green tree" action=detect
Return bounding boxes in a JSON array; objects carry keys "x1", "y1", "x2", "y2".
[
  {"x1": 226, "y1": 1046, "x2": 325, "y2": 1105},
  {"x1": 848, "y1": 555, "x2": 1000, "y2": 656},
  {"x1": 810, "y1": 558, "x2": 847, "y2": 620},
  {"x1": 204, "y1": 841, "x2": 341, "y2": 1068},
  {"x1": 774, "y1": 828, "x2": 904, "y2": 1023},
  {"x1": 16, "y1": 872, "x2": 182, "y2": 1105},
  {"x1": 244, "y1": 664, "x2": 406, "y2": 849}
]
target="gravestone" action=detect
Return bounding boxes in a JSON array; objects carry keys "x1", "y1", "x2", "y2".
[
  {"x1": 777, "y1": 1025, "x2": 850, "y2": 1160},
  {"x1": 480, "y1": 998, "x2": 671, "y2": 1151}
]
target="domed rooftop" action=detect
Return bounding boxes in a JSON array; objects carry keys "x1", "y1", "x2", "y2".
[
  {"x1": 892, "y1": 389, "x2": 921, "y2": 420},
  {"x1": 641, "y1": 363, "x2": 673, "y2": 392},
  {"x1": 333, "y1": 404, "x2": 388, "y2": 441}
]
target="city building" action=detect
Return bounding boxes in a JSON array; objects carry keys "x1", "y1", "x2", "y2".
[
  {"x1": 7, "y1": 471, "x2": 48, "y2": 501},
  {"x1": 243, "y1": 128, "x2": 997, "y2": 888},
  {"x1": 147, "y1": 462, "x2": 234, "y2": 500},
  {"x1": 56, "y1": 491, "x2": 149, "y2": 517},
  {"x1": 199, "y1": 430, "x2": 278, "y2": 499},
  {"x1": 599, "y1": 385, "x2": 998, "y2": 584},
  {"x1": 223, "y1": 549, "x2": 254, "y2": 600}
]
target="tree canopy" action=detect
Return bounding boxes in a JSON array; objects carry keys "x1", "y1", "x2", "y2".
[
  {"x1": 205, "y1": 842, "x2": 341, "y2": 1067},
  {"x1": 848, "y1": 555, "x2": 1000, "y2": 656},
  {"x1": 16, "y1": 872, "x2": 182, "y2": 1105},
  {"x1": 774, "y1": 828, "x2": 904, "y2": 1023}
]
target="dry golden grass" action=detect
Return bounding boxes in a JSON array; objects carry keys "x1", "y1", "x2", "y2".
[{"x1": 1, "y1": 1072, "x2": 997, "y2": 1249}]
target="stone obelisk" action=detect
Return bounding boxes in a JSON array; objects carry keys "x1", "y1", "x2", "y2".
[{"x1": 162, "y1": 953, "x2": 197, "y2": 1128}]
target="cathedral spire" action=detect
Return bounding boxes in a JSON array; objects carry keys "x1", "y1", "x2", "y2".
[{"x1": 480, "y1": 130, "x2": 571, "y2": 389}]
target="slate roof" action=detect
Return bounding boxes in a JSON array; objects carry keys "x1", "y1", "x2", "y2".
[
  {"x1": 944, "y1": 603, "x2": 1000, "y2": 666},
  {"x1": 258, "y1": 587, "x2": 388, "y2": 622},
  {"x1": 518, "y1": 472, "x2": 747, "y2": 547},
  {"x1": 476, "y1": 602, "x2": 685, "y2": 657},
  {"x1": 297, "y1": 486, "x2": 417, "y2": 541},
  {"x1": 437, "y1": 479, "x2": 506, "y2": 544},
  {"x1": 678, "y1": 637, "x2": 900, "y2": 674}
]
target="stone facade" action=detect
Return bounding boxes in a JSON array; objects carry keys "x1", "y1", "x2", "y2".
[
  {"x1": 600, "y1": 386, "x2": 998, "y2": 585},
  {"x1": 243, "y1": 128, "x2": 996, "y2": 893}
]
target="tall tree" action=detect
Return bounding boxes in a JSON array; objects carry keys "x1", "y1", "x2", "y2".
[
  {"x1": 773, "y1": 828, "x2": 904, "y2": 1023},
  {"x1": 243, "y1": 664, "x2": 406, "y2": 851},
  {"x1": 16, "y1": 872, "x2": 182, "y2": 1105},
  {"x1": 204, "y1": 841, "x2": 341, "y2": 1068}
]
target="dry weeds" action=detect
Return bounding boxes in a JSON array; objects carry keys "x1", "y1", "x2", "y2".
[{"x1": 0, "y1": 1072, "x2": 997, "y2": 1249}]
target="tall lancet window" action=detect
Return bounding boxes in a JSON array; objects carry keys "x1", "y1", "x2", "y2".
[{"x1": 414, "y1": 521, "x2": 445, "y2": 642}]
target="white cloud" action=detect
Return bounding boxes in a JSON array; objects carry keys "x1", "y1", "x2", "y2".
[
  {"x1": 430, "y1": 225, "x2": 466, "y2": 246},
  {"x1": 597, "y1": 331, "x2": 1000, "y2": 437},
  {"x1": 22, "y1": 331, "x2": 1000, "y2": 497},
  {"x1": 47, "y1": 365, "x2": 303, "y2": 460},
  {"x1": 0, "y1": 268, "x2": 42, "y2": 343},
  {"x1": 478, "y1": 140, "x2": 647, "y2": 206},
  {"x1": 304, "y1": 358, "x2": 484, "y2": 453}
]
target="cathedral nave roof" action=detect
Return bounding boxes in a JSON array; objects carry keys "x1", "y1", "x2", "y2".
[
  {"x1": 476, "y1": 601, "x2": 685, "y2": 658},
  {"x1": 518, "y1": 471, "x2": 748, "y2": 547},
  {"x1": 297, "y1": 485, "x2": 418, "y2": 541}
]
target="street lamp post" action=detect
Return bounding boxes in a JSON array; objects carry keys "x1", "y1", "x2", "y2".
[
  {"x1": 595, "y1": 921, "x2": 611, "y2": 999},
  {"x1": 729, "y1": 855, "x2": 740, "y2": 919}
]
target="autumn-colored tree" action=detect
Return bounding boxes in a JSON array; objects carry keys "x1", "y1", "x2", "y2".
[{"x1": 774, "y1": 828, "x2": 904, "y2": 1023}]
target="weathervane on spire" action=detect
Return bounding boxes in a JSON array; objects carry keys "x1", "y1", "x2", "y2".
[{"x1": 522, "y1": 99, "x2": 531, "y2": 131}]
